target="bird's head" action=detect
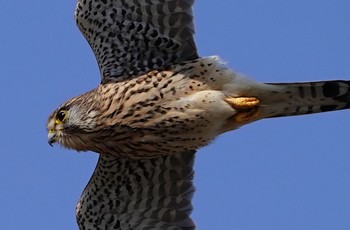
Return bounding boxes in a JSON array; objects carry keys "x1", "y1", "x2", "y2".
[{"x1": 47, "y1": 92, "x2": 100, "y2": 152}]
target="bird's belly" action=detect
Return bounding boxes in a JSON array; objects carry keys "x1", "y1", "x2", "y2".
[{"x1": 107, "y1": 90, "x2": 238, "y2": 159}]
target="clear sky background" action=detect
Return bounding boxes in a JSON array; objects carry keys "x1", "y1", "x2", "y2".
[{"x1": 1, "y1": 1, "x2": 350, "y2": 229}]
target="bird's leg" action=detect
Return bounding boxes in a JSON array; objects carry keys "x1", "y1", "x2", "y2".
[
  {"x1": 225, "y1": 96, "x2": 260, "y2": 123},
  {"x1": 225, "y1": 97, "x2": 260, "y2": 109}
]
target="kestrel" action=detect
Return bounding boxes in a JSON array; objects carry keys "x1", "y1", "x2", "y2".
[{"x1": 47, "y1": 0, "x2": 350, "y2": 229}]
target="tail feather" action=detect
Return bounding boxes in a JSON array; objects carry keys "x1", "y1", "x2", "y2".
[{"x1": 259, "y1": 80, "x2": 350, "y2": 119}]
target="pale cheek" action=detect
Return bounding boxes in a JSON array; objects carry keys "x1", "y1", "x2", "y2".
[
  {"x1": 54, "y1": 123, "x2": 65, "y2": 131},
  {"x1": 60, "y1": 134, "x2": 90, "y2": 152},
  {"x1": 59, "y1": 136, "x2": 75, "y2": 150}
]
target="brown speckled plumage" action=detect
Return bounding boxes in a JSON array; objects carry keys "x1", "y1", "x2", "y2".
[
  {"x1": 75, "y1": 0, "x2": 198, "y2": 80},
  {"x1": 76, "y1": 151, "x2": 195, "y2": 229},
  {"x1": 47, "y1": 0, "x2": 350, "y2": 229}
]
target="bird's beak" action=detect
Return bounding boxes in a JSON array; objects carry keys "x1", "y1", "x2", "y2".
[{"x1": 48, "y1": 130, "x2": 57, "y2": 147}]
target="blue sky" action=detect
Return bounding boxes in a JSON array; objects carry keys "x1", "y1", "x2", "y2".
[{"x1": 1, "y1": 1, "x2": 350, "y2": 229}]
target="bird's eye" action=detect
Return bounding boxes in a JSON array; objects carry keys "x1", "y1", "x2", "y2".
[{"x1": 55, "y1": 110, "x2": 68, "y2": 124}]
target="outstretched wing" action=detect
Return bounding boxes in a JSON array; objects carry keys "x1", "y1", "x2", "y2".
[
  {"x1": 75, "y1": 0, "x2": 198, "y2": 81},
  {"x1": 74, "y1": 1, "x2": 198, "y2": 228},
  {"x1": 76, "y1": 151, "x2": 196, "y2": 229}
]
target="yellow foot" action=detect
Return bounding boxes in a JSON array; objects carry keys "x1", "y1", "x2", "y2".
[
  {"x1": 234, "y1": 107, "x2": 260, "y2": 123},
  {"x1": 225, "y1": 97, "x2": 260, "y2": 110},
  {"x1": 225, "y1": 96, "x2": 260, "y2": 123}
]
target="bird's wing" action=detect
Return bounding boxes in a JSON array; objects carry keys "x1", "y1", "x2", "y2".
[
  {"x1": 76, "y1": 151, "x2": 196, "y2": 229},
  {"x1": 75, "y1": 0, "x2": 198, "y2": 81}
]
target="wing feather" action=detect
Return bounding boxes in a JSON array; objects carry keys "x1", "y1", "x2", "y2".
[
  {"x1": 76, "y1": 151, "x2": 196, "y2": 229},
  {"x1": 75, "y1": 0, "x2": 198, "y2": 81}
]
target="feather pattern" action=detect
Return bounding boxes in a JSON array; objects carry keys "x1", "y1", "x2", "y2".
[
  {"x1": 76, "y1": 151, "x2": 196, "y2": 229},
  {"x1": 75, "y1": 0, "x2": 198, "y2": 81}
]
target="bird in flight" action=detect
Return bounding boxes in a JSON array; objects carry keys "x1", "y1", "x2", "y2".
[{"x1": 47, "y1": 0, "x2": 349, "y2": 229}]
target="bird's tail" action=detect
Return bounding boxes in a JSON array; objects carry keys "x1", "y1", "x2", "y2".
[{"x1": 257, "y1": 80, "x2": 350, "y2": 119}]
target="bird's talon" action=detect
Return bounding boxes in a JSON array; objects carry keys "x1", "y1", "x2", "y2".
[
  {"x1": 225, "y1": 96, "x2": 260, "y2": 123},
  {"x1": 225, "y1": 96, "x2": 260, "y2": 110},
  {"x1": 234, "y1": 107, "x2": 260, "y2": 123}
]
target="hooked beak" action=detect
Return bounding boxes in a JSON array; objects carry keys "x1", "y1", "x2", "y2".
[{"x1": 48, "y1": 131, "x2": 57, "y2": 147}]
